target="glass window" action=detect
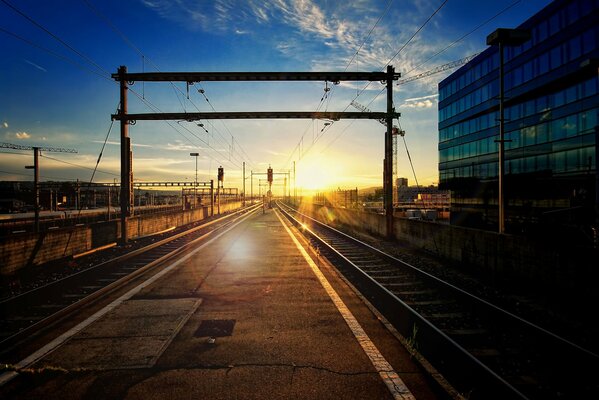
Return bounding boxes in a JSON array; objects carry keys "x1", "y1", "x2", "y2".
[
  {"x1": 580, "y1": 146, "x2": 595, "y2": 169},
  {"x1": 583, "y1": 77, "x2": 597, "y2": 97},
  {"x1": 508, "y1": 159, "x2": 521, "y2": 174},
  {"x1": 513, "y1": 67, "x2": 523, "y2": 87},
  {"x1": 523, "y1": 126, "x2": 536, "y2": 146},
  {"x1": 536, "y1": 96, "x2": 548, "y2": 112},
  {"x1": 553, "y1": 89, "x2": 566, "y2": 108},
  {"x1": 582, "y1": 29, "x2": 596, "y2": 54},
  {"x1": 524, "y1": 100, "x2": 535, "y2": 117},
  {"x1": 538, "y1": 52, "x2": 549, "y2": 75},
  {"x1": 537, "y1": 154, "x2": 549, "y2": 171},
  {"x1": 524, "y1": 156, "x2": 536, "y2": 173},
  {"x1": 578, "y1": 110, "x2": 597, "y2": 132},
  {"x1": 569, "y1": 35, "x2": 582, "y2": 60},
  {"x1": 580, "y1": 0, "x2": 593, "y2": 16},
  {"x1": 537, "y1": 123, "x2": 549, "y2": 144},
  {"x1": 480, "y1": 137, "x2": 489, "y2": 154},
  {"x1": 553, "y1": 151, "x2": 566, "y2": 172},
  {"x1": 565, "y1": 114, "x2": 577, "y2": 137},
  {"x1": 552, "y1": 118, "x2": 567, "y2": 140},
  {"x1": 511, "y1": 129, "x2": 520, "y2": 148},
  {"x1": 550, "y1": 46, "x2": 562, "y2": 69},
  {"x1": 523, "y1": 61, "x2": 533, "y2": 82},
  {"x1": 565, "y1": 86, "x2": 578, "y2": 103},
  {"x1": 537, "y1": 20, "x2": 548, "y2": 42},
  {"x1": 566, "y1": 149, "x2": 580, "y2": 171},
  {"x1": 566, "y1": 2, "x2": 579, "y2": 25},
  {"x1": 549, "y1": 13, "x2": 560, "y2": 36}
]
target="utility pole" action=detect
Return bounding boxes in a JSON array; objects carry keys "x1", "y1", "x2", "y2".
[
  {"x1": 243, "y1": 161, "x2": 246, "y2": 206},
  {"x1": 487, "y1": 29, "x2": 530, "y2": 234},
  {"x1": 293, "y1": 161, "x2": 296, "y2": 205},
  {"x1": 118, "y1": 65, "x2": 131, "y2": 244},
  {"x1": 2, "y1": 142, "x2": 76, "y2": 233},
  {"x1": 251, "y1": 170, "x2": 253, "y2": 204},
  {"x1": 31, "y1": 148, "x2": 39, "y2": 233},
  {"x1": 384, "y1": 65, "x2": 395, "y2": 238}
]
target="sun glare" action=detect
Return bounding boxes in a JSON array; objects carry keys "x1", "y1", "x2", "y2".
[{"x1": 295, "y1": 157, "x2": 340, "y2": 192}]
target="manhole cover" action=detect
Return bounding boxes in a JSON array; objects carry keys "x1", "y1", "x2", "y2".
[{"x1": 195, "y1": 319, "x2": 236, "y2": 337}]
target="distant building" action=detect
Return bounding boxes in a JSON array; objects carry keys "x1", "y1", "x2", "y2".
[
  {"x1": 396, "y1": 182, "x2": 450, "y2": 209},
  {"x1": 438, "y1": 0, "x2": 598, "y2": 238}
]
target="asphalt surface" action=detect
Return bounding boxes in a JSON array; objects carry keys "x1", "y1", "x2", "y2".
[{"x1": 1, "y1": 208, "x2": 445, "y2": 399}]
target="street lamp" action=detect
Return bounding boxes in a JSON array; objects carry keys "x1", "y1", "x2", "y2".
[
  {"x1": 486, "y1": 28, "x2": 530, "y2": 234},
  {"x1": 190, "y1": 152, "x2": 199, "y2": 208}
]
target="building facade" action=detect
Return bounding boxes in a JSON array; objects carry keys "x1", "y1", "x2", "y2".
[{"x1": 438, "y1": 0, "x2": 598, "y2": 240}]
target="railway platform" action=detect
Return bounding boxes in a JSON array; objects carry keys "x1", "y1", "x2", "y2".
[{"x1": 0, "y1": 207, "x2": 445, "y2": 399}]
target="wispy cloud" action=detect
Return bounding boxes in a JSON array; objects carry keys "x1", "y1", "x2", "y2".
[
  {"x1": 15, "y1": 132, "x2": 31, "y2": 139},
  {"x1": 140, "y1": 0, "x2": 447, "y2": 72},
  {"x1": 24, "y1": 59, "x2": 47, "y2": 72},
  {"x1": 403, "y1": 99, "x2": 435, "y2": 109},
  {"x1": 165, "y1": 141, "x2": 205, "y2": 152},
  {"x1": 404, "y1": 93, "x2": 438, "y2": 102}
]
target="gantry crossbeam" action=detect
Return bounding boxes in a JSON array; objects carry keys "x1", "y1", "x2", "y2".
[
  {"x1": 111, "y1": 111, "x2": 399, "y2": 122},
  {"x1": 111, "y1": 71, "x2": 399, "y2": 82}
]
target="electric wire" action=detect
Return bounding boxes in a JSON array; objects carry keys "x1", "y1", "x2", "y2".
[
  {"x1": 128, "y1": 88, "x2": 243, "y2": 171},
  {"x1": 0, "y1": 27, "x2": 114, "y2": 83},
  {"x1": 0, "y1": 169, "x2": 79, "y2": 181},
  {"x1": 0, "y1": 0, "x2": 110, "y2": 77},
  {"x1": 283, "y1": 0, "x2": 395, "y2": 171},
  {"x1": 80, "y1": 0, "x2": 254, "y2": 171},
  {"x1": 285, "y1": 0, "x2": 448, "y2": 171},
  {"x1": 40, "y1": 154, "x2": 119, "y2": 177},
  {"x1": 403, "y1": 0, "x2": 521, "y2": 78}
]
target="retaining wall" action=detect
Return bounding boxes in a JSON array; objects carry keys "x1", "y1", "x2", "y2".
[
  {"x1": 0, "y1": 202, "x2": 242, "y2": 276},
  {"x1": 297, "y1": 202, "x2": 597, "y2": 293}
]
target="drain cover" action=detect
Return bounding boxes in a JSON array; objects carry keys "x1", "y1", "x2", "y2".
[{"x1": 195, "y1": 319, "x2": 236, "y2": 337}]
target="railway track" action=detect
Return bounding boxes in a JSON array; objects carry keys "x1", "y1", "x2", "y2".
[
  {"x1": 278, "y1": 202, "x2": 598, "y2": 400},
  {"x1": 0, "y1": 203, "x2": 261, "y2": 354}
]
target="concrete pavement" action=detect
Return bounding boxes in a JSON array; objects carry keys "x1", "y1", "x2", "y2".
[{"x1": 0, "y1": 208, "x2": 446, "y2": 399}]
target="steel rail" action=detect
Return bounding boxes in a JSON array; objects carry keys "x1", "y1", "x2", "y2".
[
  {"x1": 277, "y1": 201, "x2": 599, "y2": 399},
  {"x1": 0, "y1": 203, "x2": 262, "y2": 353}
]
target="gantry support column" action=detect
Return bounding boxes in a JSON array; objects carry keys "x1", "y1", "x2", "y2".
[
  {"x1": 119, "y1": 65, "x2": 131, "y2": 245},
  {"x1": 385, "y1": 65, "x2": 395, "y2": 238}
]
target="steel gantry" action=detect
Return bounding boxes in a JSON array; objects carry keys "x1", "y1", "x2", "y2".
[{"x1": 112, "y1": 67, "x2": 400, "y2": 243}]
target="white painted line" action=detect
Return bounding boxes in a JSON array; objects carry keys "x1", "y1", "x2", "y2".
[
  {"x1": 275, "y1": 210, "x2": 416, "y2": 400},
  {"x1": 0, "y1": 207, "x2": 258, "y2": 387}
]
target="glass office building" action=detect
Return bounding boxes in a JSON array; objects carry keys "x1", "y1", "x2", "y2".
[{"x1": 438, "y1": 0, "x2": 598, "y2": 238}]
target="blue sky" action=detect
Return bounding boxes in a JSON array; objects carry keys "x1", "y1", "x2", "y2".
[{"x1": 0, "y1": 0, "x2": 553, "y2": 192}]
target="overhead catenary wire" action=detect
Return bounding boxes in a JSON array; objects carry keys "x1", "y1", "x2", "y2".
[
  {"x1": 286, "y1": 0, "x2": 448, "y2": 170},
  {"x1": 0, "y1": 27, "x2": 114, "y2": 83},
  {"x1": 127, "y1": 88, "x2": 243, "y2": 172},
  {"x1": 80, "y1": 0, "x2": 255, "y2": 171},
  {"x1": 403, "y1": 0, "x2": 522, "y2": 78},
  {"x1": 1, "y1": 0, "x2": 110, "y2": 77},
  {"x1": 282, "y1": 0, "x2": 396, "y2": 171}
]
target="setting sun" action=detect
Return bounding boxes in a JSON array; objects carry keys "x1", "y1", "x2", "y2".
[{"x1": 295, "y1": 155, "x2": 342, "y2": 193}]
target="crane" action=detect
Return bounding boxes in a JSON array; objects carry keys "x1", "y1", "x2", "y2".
[
  {"x1": 396, "y1": 52, "x2": 482, "y2": 85},
  {"x1": 1, "y1": 142, "x2": 77, "y2": 232}
]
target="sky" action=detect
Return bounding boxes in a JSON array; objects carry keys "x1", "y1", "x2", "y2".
[{"x1": 0, "y1": 0, "x2": 553, "y2": 194}]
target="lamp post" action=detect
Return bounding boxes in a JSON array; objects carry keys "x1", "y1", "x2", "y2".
[
  {"x1": 190, "y1": 152, "x2": 199, "y2": 209},
  {"x1": 486, "y1": 28, "x2": 530, "y2": 234}
]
